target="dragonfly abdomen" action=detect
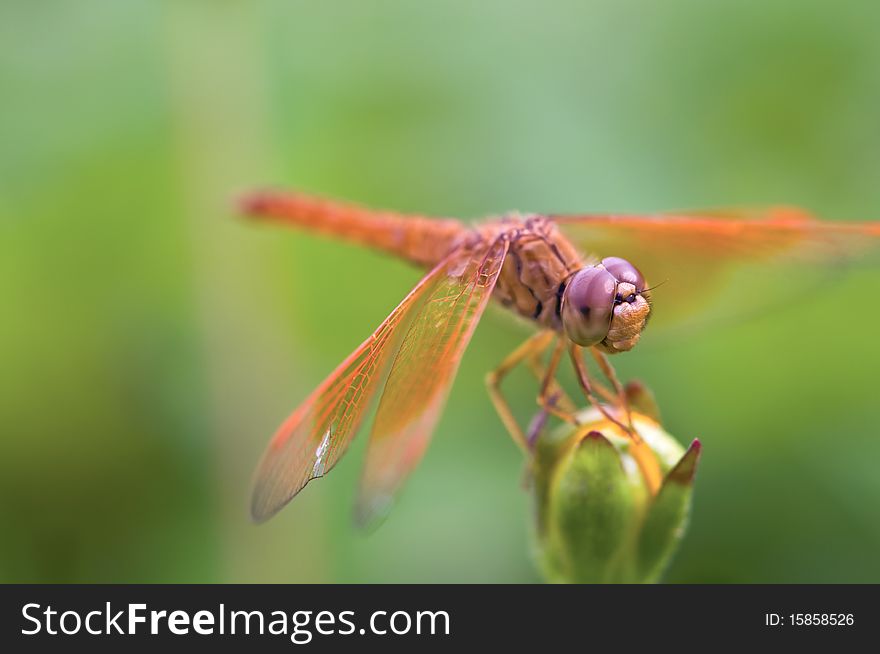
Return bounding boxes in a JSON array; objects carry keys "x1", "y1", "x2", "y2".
[{"x1": 241, "y1": 190, "x2": 465, "y2": 267}]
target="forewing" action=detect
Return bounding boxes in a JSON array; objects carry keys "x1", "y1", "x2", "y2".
[
  {"x1": 553, "y1": 207, "x2": 880, "y2": 332},
  {"x1": 354, "y1": 238, "x2": 510, "y2": 528},
  {"x1": 251, "y1": 251, "x2": 472, "y2": 523}
]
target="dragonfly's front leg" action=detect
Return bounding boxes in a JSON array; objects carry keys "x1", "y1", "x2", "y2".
[
  {"x1": 569, "y1": 344, "x2": 664, "y2": 493},
  {"x1": 590, "y1": 347, "x2": 634, "y2": 430},
  {"x1": 568, "y1": 344, "x2": 637, "y2": 441}
]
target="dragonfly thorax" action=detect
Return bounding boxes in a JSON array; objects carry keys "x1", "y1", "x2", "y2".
[
  {"x1": 486, "y1": 217, "x2": 650, "y2": 352},
  {"x1": 485, "y1": 216, "x2": 582, "y2": 331}
]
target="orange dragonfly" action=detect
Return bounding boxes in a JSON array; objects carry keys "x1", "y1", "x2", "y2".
[{"x1": 240, "y1": 189, "x2": 879, "y2": 528}]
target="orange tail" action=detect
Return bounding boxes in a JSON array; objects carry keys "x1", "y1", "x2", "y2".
[{"x1": 240, "y1": 189, "x2": 465, "y2": 267}]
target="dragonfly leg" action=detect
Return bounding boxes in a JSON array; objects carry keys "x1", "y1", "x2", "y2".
[
  {"x1": 590, "y1": 347, "x2": 634, "y2": 431},
  {"x1": 570, "y1": 344, "x2": 663, "y2": 494},
  {"x1": 568, "y1": 344, "x2": 639, "y2": 441},
  {"x1": 485, "y1": 330, "x2": 556, "y2": 453},
  {"x1": 522, "y1": 336, "x2": 594, "y2": 451},
  {"x1": 525, "y1": 394, "x2": 555, "y2": 450},
  {"x1": 536, "y1": 337, "x2": 580, "y2": 425},
  {"x1": 528, "y1": 338, "x2": 577, "y2": 415}
]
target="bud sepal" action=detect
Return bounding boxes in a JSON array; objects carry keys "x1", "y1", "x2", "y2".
[{"x1": 532, "y1": 406, "x2": 701, "y2": 583}]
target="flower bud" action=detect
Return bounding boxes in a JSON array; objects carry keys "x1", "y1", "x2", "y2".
[{"x1": 532, "y1": 396, "x2": 700, "y2": 584}]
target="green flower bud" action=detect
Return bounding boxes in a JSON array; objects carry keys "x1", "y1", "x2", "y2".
[{"x1": 532, "y1": 399, "x2": 701, "y2": 584}]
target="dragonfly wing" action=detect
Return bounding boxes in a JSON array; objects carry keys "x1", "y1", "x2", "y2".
[
  {"x1": 553, "y1": 207, "x2": 880, "y2": 332},
  {"x1": 354, "y1": 237, "x2": 510, "y2": 529},
  {"x1": 251, "y1": 247, "x2": 482, "y2": 523}
]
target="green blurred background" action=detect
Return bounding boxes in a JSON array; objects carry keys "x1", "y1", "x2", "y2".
[{"x1": 2, "y1": 1, "x2": 879, "y2": 583}]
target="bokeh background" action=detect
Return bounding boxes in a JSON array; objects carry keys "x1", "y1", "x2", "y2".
[{"x1": 2, "y1": 0, "x2": 879, "y2": 583}]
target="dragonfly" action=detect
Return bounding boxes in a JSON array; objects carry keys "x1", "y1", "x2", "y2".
[{"x1": 240, "y1": 189, "x2": 879, "y2": 528}]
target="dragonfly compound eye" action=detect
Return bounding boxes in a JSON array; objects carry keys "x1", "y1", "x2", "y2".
[
  {"x1": 601, "y1": 256, "x2": 645, "y2": 292},
  {"x1": 562, "y1": 259, "x2": 652, "y2": 352},
  {"x1": 561, "y1": 267, "x2": 617, "y2": 347}
]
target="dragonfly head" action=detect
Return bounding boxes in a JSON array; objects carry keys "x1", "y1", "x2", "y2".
[{"x1": 561, "y1": 257, "x2": 651, "y2": 353}]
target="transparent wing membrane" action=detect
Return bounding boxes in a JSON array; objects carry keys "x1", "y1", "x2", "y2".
[
  {"x1": 355, "y1": 238, "x2": 510, "y2": 528},
  {"x1": 553, "y1": 207, "x2": 880, "y2": 335},
  {"x1": 250, "y1": 239, "x2": 508, "y2": 524}
]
